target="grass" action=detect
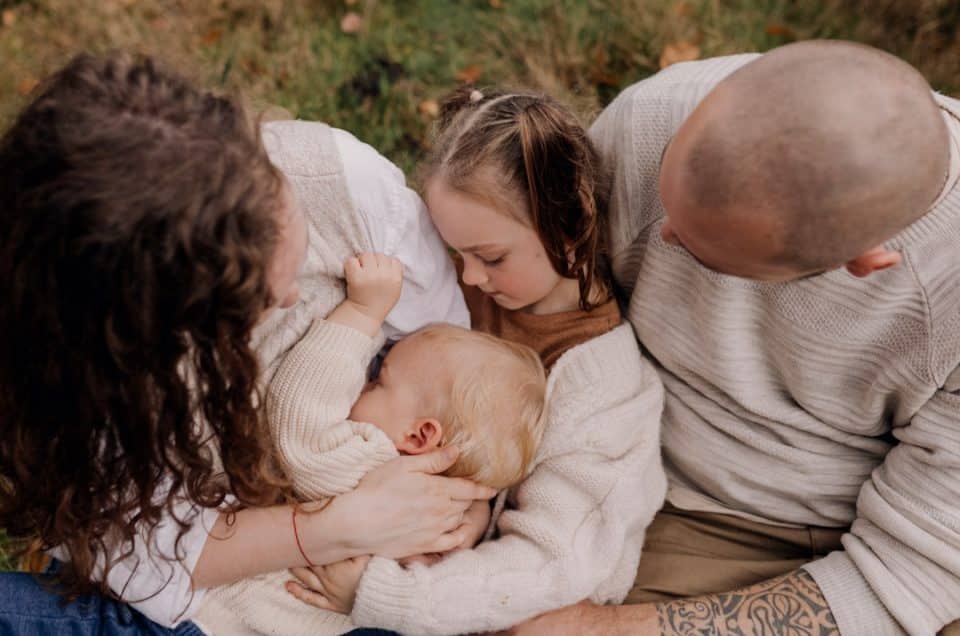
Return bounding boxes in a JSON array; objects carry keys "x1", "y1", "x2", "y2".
[
  {"x1": 0, "y1": 530, "x2": 18, "y2": 571},
  {"x1": 1, "y1": 0, "x2": 958, "y2": 173},
  {"x1": 0, "y1": 0, "x2": 957, "y2": 568}
]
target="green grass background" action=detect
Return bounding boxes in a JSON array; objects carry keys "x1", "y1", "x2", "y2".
[{"x1": 0, "y1": 0, "x2": 957, "y2": 567}]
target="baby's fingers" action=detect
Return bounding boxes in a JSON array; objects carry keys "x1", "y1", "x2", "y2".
[
  {"x1": 388, "y1": 256, "x2": 403, "y2": 279},
  {"x1": 357, "y1": 252, "x2": 376, "y2": 268},
  {"x1": 429, "y1": 524, "x2": 472, "y2": 554},
  {"x1": 285, "y1": 580, "x2": 336, "y2": 611},
  {"x1": 343, "y1": 256, "x2": 362, "y2": 279},
  {"x1": 288, "y1": 566, "x2": 324, "y2": 592}
]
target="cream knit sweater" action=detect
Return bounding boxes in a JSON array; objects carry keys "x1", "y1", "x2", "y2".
[
  {"x1": 590, "y1": 53, "x2": 960, "y2": 635},
  {"x1": 350, "y1": 323, "x2": 667, "y2": 635}
]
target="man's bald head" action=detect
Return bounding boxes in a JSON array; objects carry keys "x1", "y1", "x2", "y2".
[{"x1": 659, "y1": 40, "x2": 949, "y2": 279}]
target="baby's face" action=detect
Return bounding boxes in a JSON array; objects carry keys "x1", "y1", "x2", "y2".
[{"x1": 348, "y1": 332, "x2": 443, "y2": 445}]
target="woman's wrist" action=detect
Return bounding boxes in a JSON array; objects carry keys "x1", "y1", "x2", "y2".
[
  {"x1": 294, "y1": 497, "x2": 365, "y2": 565},
  {"x1": 192, "y1": 501, "x2": 358, "y2": 589}
]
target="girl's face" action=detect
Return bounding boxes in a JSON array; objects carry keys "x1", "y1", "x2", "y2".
[{"x1": 426, "y1": 178, "x2": 574, "y2": 314}]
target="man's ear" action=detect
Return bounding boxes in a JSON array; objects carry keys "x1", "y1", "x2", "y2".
[
  {"x1": 395, "y1": 418, "x2": 444, "y2": 455},
  {"x1": 845, "y1": 246, "x2": 902, "y2": 278}
]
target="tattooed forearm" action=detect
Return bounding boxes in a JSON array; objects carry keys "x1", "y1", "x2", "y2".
[{"x1": 656, "y1": 569, "x2": 839, "y2": 636}]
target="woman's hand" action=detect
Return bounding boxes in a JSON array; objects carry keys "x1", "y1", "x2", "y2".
[
  {"x1": 306, "y1": 446, "x2": 496, "y2": 560},
  {"x1": 460, "y1": 498, "x2": 493, "y2": 548},
  {"x1": 286, "y1": 555, "x2": 371, "y2": 615},
  {"x1": 397, "y1": 498, "x2": 492, "y2": 568}
]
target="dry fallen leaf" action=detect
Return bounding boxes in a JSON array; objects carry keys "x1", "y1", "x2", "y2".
[
  {"x1": 670, "y1": 1, "x2": 693, "y2": 17},
  {"x1": 764, "y1": 24, "x2": 796, "y2": 40},
  {"x1": 2, "y1": 9, "x2": 16, "y2": 27},
  {"x1": 489, "y1": 0, "x2": 503, "y2": 8},
  {"x1": 17, "y1": 77, "x2": 39, "y2": 96},
  {"x1": 418, "y1": 99, "x2": 440, "y2": 118},
  {"x1": 201, "y1": 28, "x2": 223, "y2": 46},
  {"x1": 659, "y1": 40, "x2": 700, "y2": 69},
  {"x1": 341, "y1": 12, "x2": 363, "y2": 34},
  {"x1": 241, "y1": 57, "x2": 265, "y2": 76},
  {"x1": 455, "y1": 64, "x2": 483, "y2": 84},
  {"x1": 345, "y1": 0, "x2": 358, "y2": 5}
]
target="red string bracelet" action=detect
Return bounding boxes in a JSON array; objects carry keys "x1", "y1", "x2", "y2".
[{"x1": 291, "y1": 507, "x2": 317, "y2": 568}]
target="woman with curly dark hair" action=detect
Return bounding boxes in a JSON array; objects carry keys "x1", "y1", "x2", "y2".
[{"x1": 0, "y1": 52, "x2": 491, "y2": 634}]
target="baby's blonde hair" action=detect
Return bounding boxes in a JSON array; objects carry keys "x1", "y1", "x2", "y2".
[{"x1": 413, "y1": 324, "x2": 547, "y2": 490}]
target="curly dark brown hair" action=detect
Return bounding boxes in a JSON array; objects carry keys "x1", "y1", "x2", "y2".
[
  {"x1": 0, "y1": 52, "x2": 290, "y2": 598},
  {"x1": 421, "y1": 86, "x2": 612, "y2": 311}
]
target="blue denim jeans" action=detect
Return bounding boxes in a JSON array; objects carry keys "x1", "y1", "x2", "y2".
[
  {"x1": 0, "y1": 570, "x2": 204, "y2": 635},
  {"x1": 0, "y1": 571, "x2": 397, "y2": 635}
]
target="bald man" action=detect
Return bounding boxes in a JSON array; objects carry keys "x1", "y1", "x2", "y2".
[{"x1": 503, "y1": 41, "x2": 960, "y2": 636}]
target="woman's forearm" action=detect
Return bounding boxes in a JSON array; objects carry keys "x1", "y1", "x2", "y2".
[
  {"x1": 192, "y1": 502, "x2": 357, "y2": 589},
  {"x1": 193, "y1": 449, "x2": 496, "y2": 589}
]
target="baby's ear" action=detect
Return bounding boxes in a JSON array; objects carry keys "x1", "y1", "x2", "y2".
[{"x1": 396, "y1": 418, "x2": 444, "y2": 455}]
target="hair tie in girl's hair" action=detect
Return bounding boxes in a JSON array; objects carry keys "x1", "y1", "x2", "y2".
[{"x1": 469, "y1": 90, "x2": 484, "y2": 103}]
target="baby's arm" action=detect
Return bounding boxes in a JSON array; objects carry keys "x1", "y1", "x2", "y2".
[{"x1": 269, "y1": 253, "x2": 403, "y2": 501}]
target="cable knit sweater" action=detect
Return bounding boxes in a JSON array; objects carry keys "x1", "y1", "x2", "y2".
[
  {"x1": 590, "y1": 53, "x2": 960, "y2": 635},
  {"x1": 195, "y1": 320, "x2": 397, "y2": 636},
  {"x1": 350, "y1": 323, "x2": 667, "y2": 636}
]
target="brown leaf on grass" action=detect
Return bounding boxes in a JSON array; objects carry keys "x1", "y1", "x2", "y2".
[
  {"x1": 345, "y1": 0, "x2": 358, "y2": 5},
  {"x1": 670, "y1": 1, "x2": 693, "y2": 17},
  {"x1": 2, "y1": 9, "x2": 16, "y2": 27},
  {"x1": 659, "y1": 41, "x2": 700, "y2": 69},
  {"x1": 455, "y1": 64, "x2": 483, "y2": 84},
  {"x1": 489, "y1": 0, "x2": 503, "y2": 8},
  {"x1": 418, "y1": 99, "x2": 440, "y2": 118},
  {"x1": 589, "y1": 45, "x2": 619, "y2": 87},
  {"x1": 764, "y1": 24, "x2": 797, "y2": 40},
  {"x1": 341, "y1": 12, "x2": 363, "y2": 34},
  {"x1": 241, "y1": 58, "x2": 265, "y2": 76},
  {"x1": 201, "y1": 28, "x2": 223, "y2": 46},
  {"x1": 17, "y1": 78, "x2": 39, "y2": 96}
]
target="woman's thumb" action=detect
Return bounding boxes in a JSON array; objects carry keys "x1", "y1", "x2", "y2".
[{"x1": 411, "y1": 445, "x2": 459, "y2": 474}]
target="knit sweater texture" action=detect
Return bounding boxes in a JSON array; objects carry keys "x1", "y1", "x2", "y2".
[
  {"x1": 350, "y1": 323, "x2": 667, "y2": 635},
  {"x1": 589, "y1": 53, "x2": 960, "y2": 635}
]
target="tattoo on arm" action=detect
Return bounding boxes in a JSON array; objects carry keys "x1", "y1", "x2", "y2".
[{"x1": 656, "y1": 569, "x2": 839, "y2": 636}]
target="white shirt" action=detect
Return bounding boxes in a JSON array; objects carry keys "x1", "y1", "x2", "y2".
[
  {"x1": 330, "y1": 128, "x2": 469, "y2": 339},
  {"x1": 67, "y1": 126, "x2": 467, "y2": 627}
]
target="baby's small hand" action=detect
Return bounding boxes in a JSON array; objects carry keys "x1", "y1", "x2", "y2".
[
  {"x1": 286, "y1": 555, "x2": 371, "y2": 615},
  {"x1": 344, "y1": 252, "x2": 403, "y2": 324}
]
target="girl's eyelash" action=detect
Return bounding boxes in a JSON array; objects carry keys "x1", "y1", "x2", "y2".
[{"x1": 480, "y1": 255, "x2": 505, "y2": 266}]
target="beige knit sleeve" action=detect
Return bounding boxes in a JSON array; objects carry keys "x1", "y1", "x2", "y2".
[
  {"x1": 268, "y1": 319, "x2": 398, "y2": 500},
  {"x1": 804, "y1": 370, "x2": 960, "y2": 635}
]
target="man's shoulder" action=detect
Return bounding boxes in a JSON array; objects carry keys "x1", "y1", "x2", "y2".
[{"x1": 607, "y1": 53, "x2": 761, "y2": 119}]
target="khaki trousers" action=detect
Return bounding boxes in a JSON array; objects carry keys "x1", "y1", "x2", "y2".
[{"x1": 627, "y1": 504, "x2": 959, "y2": 635}]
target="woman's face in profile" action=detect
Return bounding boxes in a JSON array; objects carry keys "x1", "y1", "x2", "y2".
[{"x1": 265, "y1": 181, "x2": 309, "y2": 315}]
